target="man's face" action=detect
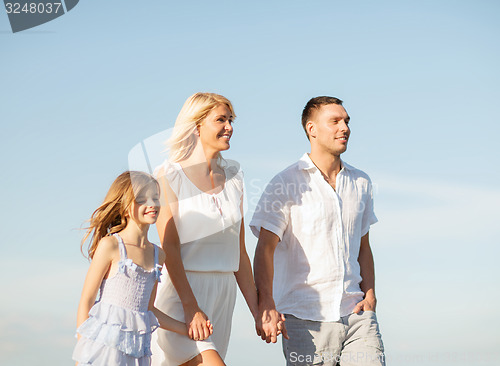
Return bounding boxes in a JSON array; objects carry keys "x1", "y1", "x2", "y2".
[{"x1": 308, "y1": 103, "x2": 350, "y2": 156}]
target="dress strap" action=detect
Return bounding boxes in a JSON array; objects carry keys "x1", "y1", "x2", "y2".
[
  {"x1": 113, "y1": 234, "x2": 131, "y2": 274},
  {"x1": 113, "y1": 233, "x2": 128, "y2": 260},
  {"x1": 153, "y1": 244, "x2": 158, "y2": 266},
  {"x1": 153, "y1": 244, "x2": 162, "y2": 282}
]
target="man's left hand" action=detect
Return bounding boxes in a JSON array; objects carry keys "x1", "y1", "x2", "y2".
[{"x1": 352, "y1": 294, "x2": 377, "y2": 314}]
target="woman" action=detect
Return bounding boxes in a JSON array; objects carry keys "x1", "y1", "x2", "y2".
[{"x1": 151, "y1": 93, "x2": 259, "y2": 366}]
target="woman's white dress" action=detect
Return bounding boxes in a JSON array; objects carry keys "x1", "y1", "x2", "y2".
[{"x1": 151, "y1": 159, "x2": 243, "y2": 365}]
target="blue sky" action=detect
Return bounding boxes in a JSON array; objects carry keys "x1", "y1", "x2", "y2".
[{"x1": 1, "y1": 1, "x2": 499, "y2": 365}]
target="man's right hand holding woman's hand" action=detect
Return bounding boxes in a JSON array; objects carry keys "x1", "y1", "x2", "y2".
[{"x1": 255, "y1": 299, "x2": 289, "y2": 343}]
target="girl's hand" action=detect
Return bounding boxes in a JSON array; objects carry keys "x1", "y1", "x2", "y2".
[
  {"x1": 184, "y1": 306, "x2": 212, "y2": 341},
  {"x1": 206, "y1": 320, "x2": 214, "y2": 335}
]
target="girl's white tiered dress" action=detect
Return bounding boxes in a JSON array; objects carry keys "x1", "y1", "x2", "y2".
[
  {"x1": 151, "y1": 160, "x2": 243, "y2": 366},
  {"x1": 73, "y1": 234, "x2": 162, "y2": 366}
]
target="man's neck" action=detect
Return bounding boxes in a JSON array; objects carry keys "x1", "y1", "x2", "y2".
[{"x1": 308, "y1": 151, "x2": 343, "y2": 182}]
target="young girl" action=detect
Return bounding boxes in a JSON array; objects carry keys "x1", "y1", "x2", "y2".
[{"x1": 73, "y1": 171, "x2": 212, "y2": 365}]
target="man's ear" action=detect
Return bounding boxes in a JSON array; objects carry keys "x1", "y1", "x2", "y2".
[{"x1": 306, "y1": 120, "x2": 316, "y2": 139}]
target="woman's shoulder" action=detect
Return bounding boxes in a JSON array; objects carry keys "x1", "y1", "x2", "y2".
[
  {"x1": 154, "y1": 159, "x2": 177, "y2": 178},
  {"x1": 222, "y1": 158, "x2": 244, "y2": 192},
  {"x1": 154, "y1": 159, "x2": 182, "y2": 193},
  {"x1": 222, "y1": 159, "x2": 242, "y2": 178}
]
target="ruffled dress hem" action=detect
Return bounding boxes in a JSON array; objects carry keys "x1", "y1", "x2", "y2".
[{"x1": 74, "y1": 301, "x2": 159, "y2": 358}]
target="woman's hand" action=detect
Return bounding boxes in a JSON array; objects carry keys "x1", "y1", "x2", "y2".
[
  {"x1": 256, "y1": 304, "x2": 289, "y2": 343},
  {"x1": 184, "y1": 305, "x2": 213, "y2": 341}
]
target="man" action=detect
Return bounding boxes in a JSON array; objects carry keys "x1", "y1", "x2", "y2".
[{"x1": 251, "y1": 96, "x2": 385, "y2": 366}]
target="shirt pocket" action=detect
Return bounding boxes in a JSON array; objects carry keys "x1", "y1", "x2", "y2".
[{"x1": 290, "y1": 201, "x2": 326, "y2": 237}]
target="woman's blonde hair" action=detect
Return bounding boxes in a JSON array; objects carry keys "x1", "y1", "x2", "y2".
[
  {"x1": 81, "y1": 171, "x2": 159, "y2": 259},
  {"x1": 168, "y1": 92, "x2": 235, "y2": 162}
]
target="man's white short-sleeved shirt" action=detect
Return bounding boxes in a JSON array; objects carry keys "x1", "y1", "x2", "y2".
[{"x1": 250, "y1": 153, "x2": 378, "y2": 322}]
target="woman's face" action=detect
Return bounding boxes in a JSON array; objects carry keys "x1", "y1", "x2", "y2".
[{"x1": 198, "y1": 104, "x2": 234, "y2": 154}]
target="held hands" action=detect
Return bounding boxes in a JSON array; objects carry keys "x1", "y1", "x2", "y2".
[
  {"x1": 256, "y1": 306, "x2": 289, "y2": 343},
  {"x1": 184, "y1": 305, "x2": 213, "y2": 341}
]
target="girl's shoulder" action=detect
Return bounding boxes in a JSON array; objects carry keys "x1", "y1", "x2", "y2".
[{"x1": 94, "y1": 235, "x2": 120, "y2": 257}]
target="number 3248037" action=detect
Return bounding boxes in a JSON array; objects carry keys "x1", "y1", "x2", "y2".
[{"x1": 5, "y1": 2, "x2": 63, "y2": 14}]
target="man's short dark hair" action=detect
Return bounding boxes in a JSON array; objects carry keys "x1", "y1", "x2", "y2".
[{"x1": 301, "y1": 96, "x2": 344, "y2": 139}]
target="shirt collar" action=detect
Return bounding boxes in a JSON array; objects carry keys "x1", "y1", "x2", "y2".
[{"x1": 298, "y1": 153, "x2": 351, "y2": 173}]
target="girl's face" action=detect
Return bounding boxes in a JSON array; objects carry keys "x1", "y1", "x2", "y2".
[
  {"x1": 129, "y1": 184, "x2": 160, "y2": 226},
  {"x1": 198, "y1": 104, "x2": 234, "y2": 154}
]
